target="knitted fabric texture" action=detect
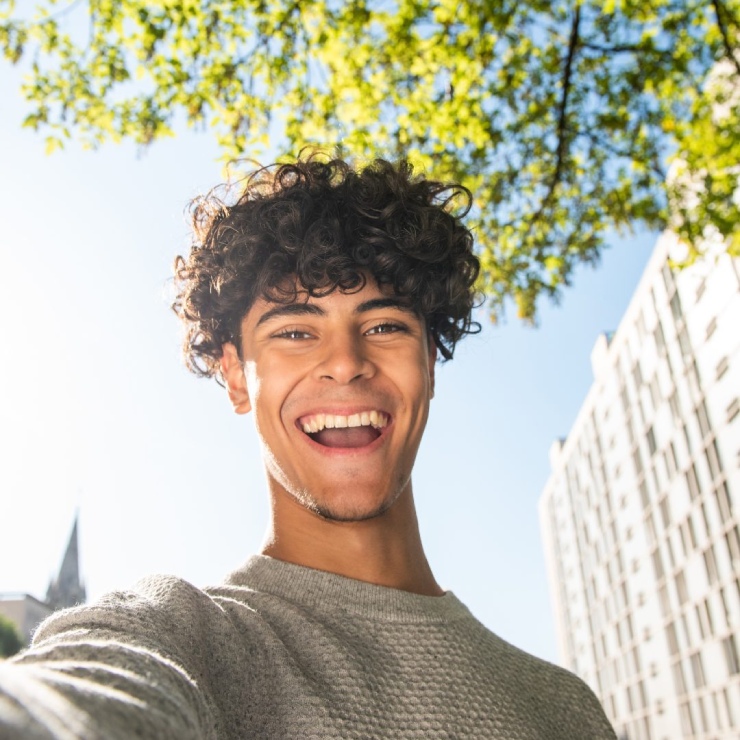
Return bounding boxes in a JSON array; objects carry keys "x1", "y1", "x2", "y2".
[{"x1": 0, "y1": 556, "x2": 616, "y2": 739}]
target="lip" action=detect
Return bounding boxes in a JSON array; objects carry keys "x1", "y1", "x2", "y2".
[{"x1": 294, "y1": 409, "x2": 392, "y2": 456}]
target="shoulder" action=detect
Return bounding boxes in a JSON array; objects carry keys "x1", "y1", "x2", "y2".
[
  {"x1": 472, "y1": 625, "x2": 617, "y2": 739},
  {"x1": 33, "y1": 574, "x2": 214, "y2": 643}
]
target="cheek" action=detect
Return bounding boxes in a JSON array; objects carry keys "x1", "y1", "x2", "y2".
[
  {"x1": 243, "y1": 360, "x2": 260, "y2": 399},
  {"x1": 247, "y1": 357, "x2": 301, "y2": 430}
]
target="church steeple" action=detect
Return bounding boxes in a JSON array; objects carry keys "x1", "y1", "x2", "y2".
[{"x1": 46, "y1": 514, "x2": 86, "y2": 610}]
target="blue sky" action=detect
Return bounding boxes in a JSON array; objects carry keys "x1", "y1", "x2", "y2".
[{"x1": 0, "y1": 68, "x2": 658, "y2": 664}]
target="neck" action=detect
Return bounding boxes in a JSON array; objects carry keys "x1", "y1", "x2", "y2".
[{"x1": 260, "y1": 484, "x2": 443, "y2": 596}]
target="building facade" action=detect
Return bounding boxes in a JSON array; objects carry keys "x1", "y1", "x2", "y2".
[
  {"x1": 540, "y1": 233, "x2": 740, "y2": 739},
  {"x1": 0, "y1": 594, "x2": 52, "y2": 646}
]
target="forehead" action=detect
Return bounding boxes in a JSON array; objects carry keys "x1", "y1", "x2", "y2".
[{"x1": 245, "y1": 278, "x2": 418, "y2": 327}]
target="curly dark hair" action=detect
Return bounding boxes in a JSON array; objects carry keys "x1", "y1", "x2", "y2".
[{"x1": 173, "y1": 154, "x2": 481, "y2": 377}]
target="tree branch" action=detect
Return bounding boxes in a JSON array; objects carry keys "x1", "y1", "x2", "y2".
[
  {"x1": 552, "y1": 7, "x2": 581, "y2": 191},
  {"x1": 34, "y1": 0, "x2": 85, "y2": 25},
  {"x1": 526, "y1": 5, "x2": 581, "y2": 235},
  {"x1": 581, "y1": 42, "x2": 642, "y2": 53},
  {"x1": 712, "y1": 0, "x2": 740, "y2": 76}
]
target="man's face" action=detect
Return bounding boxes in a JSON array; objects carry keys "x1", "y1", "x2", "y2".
[{"x1": 221, "y1": 277, "x2": 436, "y2": 522}]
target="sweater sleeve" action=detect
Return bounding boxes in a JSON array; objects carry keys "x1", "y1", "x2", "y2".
[{"x1": 0, "y1": 575, "x2": 221, "y2": 740}]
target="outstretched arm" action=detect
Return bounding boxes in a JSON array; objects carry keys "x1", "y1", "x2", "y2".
[{"x1": 0, "y1": 576, "x2": 220, "y2": 740}]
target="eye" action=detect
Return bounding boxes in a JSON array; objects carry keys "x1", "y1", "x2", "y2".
[
  {"x1": 365, "y1": 322, "x2": 407, "y2": 336},
  {"x1": 272, "y1": 328, "x2": 313, "y2": 340}
]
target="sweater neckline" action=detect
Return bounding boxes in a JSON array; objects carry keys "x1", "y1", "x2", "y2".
[{"x1": 223, "y1": 555, "x2": 472, "y2": 624}]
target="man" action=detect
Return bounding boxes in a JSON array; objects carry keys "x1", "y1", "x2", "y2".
[{"x1": 0, "y1": 155, "x2": 616, "y2": 738}]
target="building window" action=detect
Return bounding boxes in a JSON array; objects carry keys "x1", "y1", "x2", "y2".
[
  {"x1": 704, "y1": 545, "x2": 719, "y2": 586},
  {"x1": 696, "y1": 399, "x2": 712, "y2": 439},
  {"x1": 673, "y1": 660, "x2": 687, "y2": 694},
  {"x1": 696, "y1": 696, "x2": 709, "y2": 733},
  {"x1": 688, "y1": 360, "x2": 702, "y2": 397},
  {"x1": 690, "y1": 650, "x2": 706, "y2": 688},
  {"x1": 659, "y1": 496, "x2": 671, "y2": 528},
  {"x1": 620, "y1": 384, "x2": 630, "y2": 413},
  {"x1": 681, "y1": 612, "x2": 691, "y2": 646},
  {"x1": 696, "y1": 277, "x2": 706, "y2": 302},
  {"x1": 608, "y1": 694, "x2": 617, "y2": 720},
  {"x1": 705, "y1": 438, "x2": 723, "y2": 480},
  {"x1": 703, "y1": 598, "x2": 714, "y2": 636},
  {"x1": 638, "y1": 681, "x2": 648, "y2": 710},
  {"x1": 728, "y1": 398, "x2": 740, "y2": 424},
  {"x1": 633, "y1": 447, "x2": 644, "y2": 476},
  {"x1": 669, "y1": 391, "x2": 680, "y2": 420},
  {"x1": 666, "y1": 621, "x2": 680, "y2": 655},
  {"x1": 670, "y1": 291, "x2": 683, "y2": 322},
  {"x1": 665, "y1": 537, "x2": 676, "y2": 570},
  {"x1": 654, "y1": 321, "x2": 666, "y2": 354},
  {"x1": 715, "y1": 481, "x2": 734, "y2": 521},
  {"x1": 723, "y1": 635, "x2": 740, "y2": 675},
  {"x1": 645, "y1": 511, "x2": 657, "y2": 545},
  {"x1": 700, "y1": 502, "x2": 712, "y2": 536},
  {"x1": 646, "y1": 426, "x2": 657, "y2": 456},
  {"x1": 686, "y1": 464, "x2": 701, "y2": 500},
  {"x1": 696, "y1": 597, "x2": 715, "y2": 639},
  {"x1": 678, "y1": 522, "x2": 688, "y2": 556},
  {"x1": 658, "y1": 583, "x2": 671, "y2": 617},
  {"x1": 652, "y1": 547, "x2": 665, "y2": 580},
  {"x1": 684, "y1": 516, "x2": 697, "y2": 549},
  {"x1": 679, "y1": 701, "x2": 695, "y2": 736},
  {"x1": 664, "y1": 346, "x2": 675, "y2": 379},
  {"x1": 627, "y1": 415, "x2": 636, "y2": 445},
  {"x1": 711, "y1": 691, "x2": 723, "y2": 731},
  {"x1": 649, "y1": 374, "x2": 661, "y2": 408},
  {"x1": 705, "y1": 315, "x2": 717, "y2": 340},
  {"x1": 727, "y1": 398, "x2": 740, "y2": 424},
  {"x1": 695, "y1": 604, "x2": 706, "y2": 639},
  {"x1": 678, "y1": 326, "x2": 691, "y2": 356},
  {"x1": 675, "y1": 570, "x2": 689, "y2": 604},
  {"x1": 663, "y1": 263, "x2": 675, "y2": 294},
  {"x1": 668, "y1": 441, "x2": 678, "y2": 477},
  {"x1": 724, "y1": 526, "x2": 740, "y2": 565},
  {"x1": 716, "y1": 356, "x2": 729, "y2": 381}
]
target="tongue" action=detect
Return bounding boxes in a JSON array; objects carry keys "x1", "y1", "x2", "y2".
[{"x1": 311, "y1": 427, "x2": 379, "y2": 448}]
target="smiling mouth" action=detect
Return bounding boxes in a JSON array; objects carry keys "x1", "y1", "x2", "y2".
[{"x1": 298, "y1": 411, "x2": 389, "y2": 449}]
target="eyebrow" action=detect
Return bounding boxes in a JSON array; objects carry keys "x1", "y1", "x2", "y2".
[{"x1": 255, "y1": 296, "x2": 418, "y2": 327}]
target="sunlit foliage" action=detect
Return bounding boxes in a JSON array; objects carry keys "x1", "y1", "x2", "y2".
[
  {"x1": 2, "y1": 0, "x2": 738, "y2": 319},
  {"x1": 0, "y1": 614, "x2": 22, "y2": 658}
]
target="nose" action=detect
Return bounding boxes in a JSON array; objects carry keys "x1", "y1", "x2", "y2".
[{"x1": 315, "y1": 332, "x2": 375, "y2": 384}]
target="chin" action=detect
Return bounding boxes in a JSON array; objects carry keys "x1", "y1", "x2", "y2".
[
  {"x1": 303, "y1": 486, "x2": 401, "y2": 523},
  {"x1": 312, "y1": 499, "x2": 391, "y2": 523}
]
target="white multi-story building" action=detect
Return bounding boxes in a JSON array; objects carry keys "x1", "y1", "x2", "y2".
[{"x1": 540, "y1": 232, "x2": 740, "y2": 740}]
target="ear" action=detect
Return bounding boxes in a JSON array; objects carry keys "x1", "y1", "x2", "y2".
[
  {"x1": 220, "y1": 343, "x2": 252, "y2": 414},
  {"x1": 427, "y1": 334, "x2": 437, "y2": 399}
]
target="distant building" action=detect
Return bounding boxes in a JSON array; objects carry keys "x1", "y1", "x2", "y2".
[
  {"x1": 0, "y1": 594, "x2": 52, "y2": 646},
  {"x1": 46, "y1": 515, "x2": 86, "y2": 611},
  {"x1": 0, "y1": 514, "x2": 86, "y2": 645},
  {"x1": 540, "y1": 233, "x2": 739, "y2": 739}
]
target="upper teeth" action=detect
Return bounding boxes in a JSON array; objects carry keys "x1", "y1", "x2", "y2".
[{"x1": 301, "y1": 411, "x2": 389, "y2": 434}]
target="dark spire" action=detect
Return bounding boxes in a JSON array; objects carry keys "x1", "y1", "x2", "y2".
[{"x1": 46, "y1": 514, "x2": 86, "y2": 610}]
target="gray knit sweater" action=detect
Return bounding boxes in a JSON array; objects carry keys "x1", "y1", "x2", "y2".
[{"x1": 0, "y1": 556, "x2": 616, "y2": 739}]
